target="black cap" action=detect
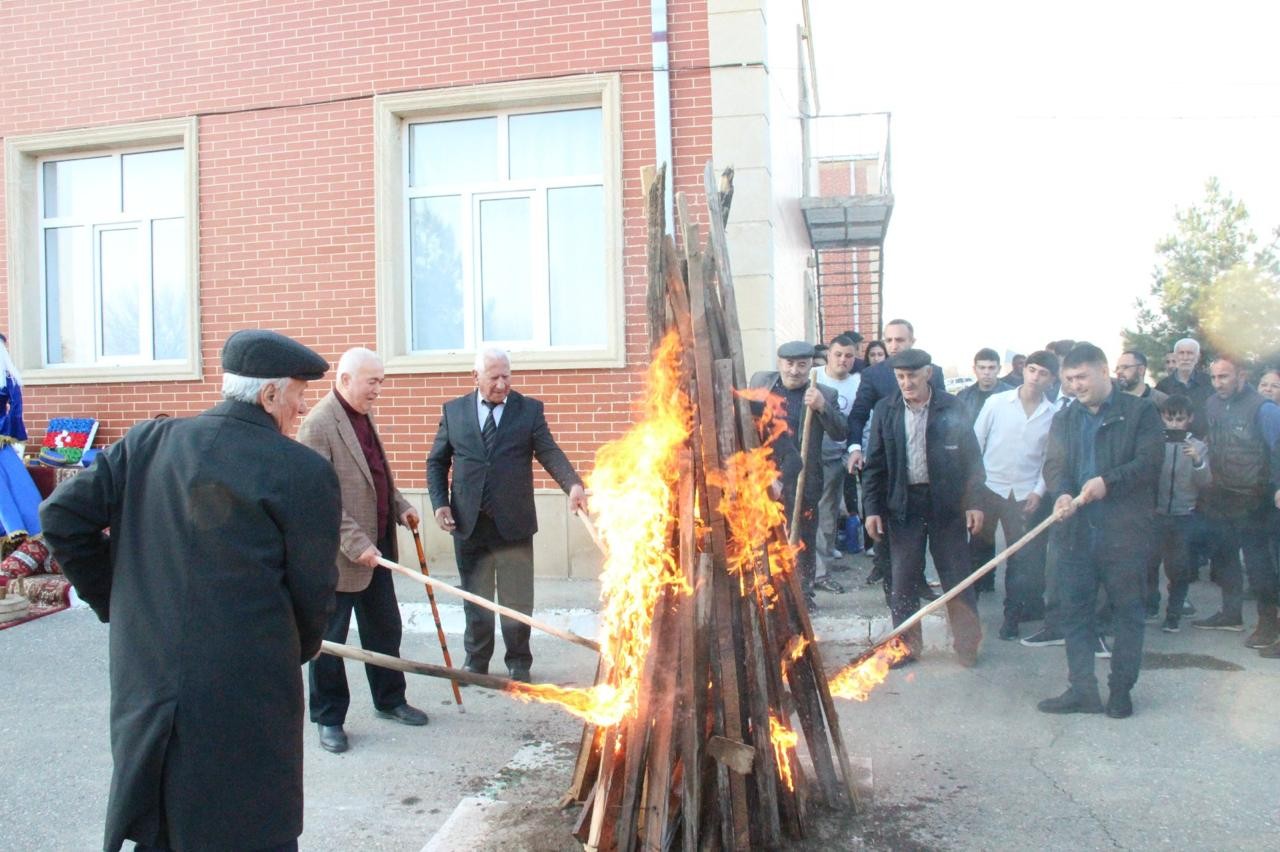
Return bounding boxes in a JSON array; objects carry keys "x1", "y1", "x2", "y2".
[
  {"x1": 220, "y1": 329, "x2": 329, "y2": 381},
  {"x1": 777, "y1": 340, "x2": 815, "y2": 359},
  {"x1": 890, "y1": 348, "x2": 932, "y2": 371}
]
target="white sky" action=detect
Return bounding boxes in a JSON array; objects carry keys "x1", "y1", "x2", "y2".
[{"x1": 808, "y1": 0, "x2": 1280, "y2": 376}]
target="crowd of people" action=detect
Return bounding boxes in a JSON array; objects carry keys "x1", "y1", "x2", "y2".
[{"x1": 754, "y1": 319, "x2": 1280, "y2": 720}]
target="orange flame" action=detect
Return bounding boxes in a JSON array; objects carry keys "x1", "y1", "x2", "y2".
[
  {"x1": 829, "y1": 637, "x2": 912, "y2": 701},
  {"x1": 769, "y1": 714, "x2": 799, "y2": 792},
  {"x1": 785, "y1": 635, "x2": 809, "y2": 665},
  {"x1": 708, "y1": 388, "x2": 798, "y2": 598},
  {"x1": 504, "y1": 331, "x2": 693, "y2": 726}
]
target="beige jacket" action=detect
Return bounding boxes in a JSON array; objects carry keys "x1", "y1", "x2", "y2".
[{"x1": 297, "y1": 390, "x2": 412, "y2": 593}]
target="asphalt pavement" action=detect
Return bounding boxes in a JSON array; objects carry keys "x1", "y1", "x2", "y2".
[{"x1": 3, "y1": 556, "x2": 1278, "y2": 851}]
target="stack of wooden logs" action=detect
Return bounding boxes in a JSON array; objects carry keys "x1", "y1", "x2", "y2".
[{"x1": 564, "y1": 162, "x2": 856, "y2": 850}]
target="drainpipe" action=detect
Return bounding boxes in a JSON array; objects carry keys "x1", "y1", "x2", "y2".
[{"x1": 652, "y1": 0, "x2": 673, "y2": 232}]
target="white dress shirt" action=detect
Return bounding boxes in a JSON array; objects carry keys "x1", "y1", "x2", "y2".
[
  {"x1": 972, "y1": 387, "x2": 1060, "y2": 499},
  {"x1": 475, "y1": 392, "x2": 506, "y2": 428}
]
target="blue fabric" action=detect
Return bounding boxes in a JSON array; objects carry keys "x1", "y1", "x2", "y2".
[
  {"x1": 1258, "y1": 399, "x2": 1280, "y2": 450},
  {"x1": 0, "y1": 446, "x2": 41, "y2": 536},
  {"x1": 0, "y1": 376, "x2": 26, "y2": 442}
]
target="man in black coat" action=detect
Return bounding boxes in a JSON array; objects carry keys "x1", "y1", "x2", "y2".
[
  {"x1": 749, "y1": 340, "x2": 848, "y2": 610},
  {"x1": 427, "y1": 348, "x2": 586, "y2": 682},
  {"x1": 845, "y1": 319, "x2": 945, "y2": 591},
  {"x1": 862, "y1": 349, "x2": 986, "y2": 666},
  {"x1": 39, "y1": 330, "x2": 343, "y2": 852},
  {"x1": 1037, "y1": 343, "x2": 1163, "y2": 719}
]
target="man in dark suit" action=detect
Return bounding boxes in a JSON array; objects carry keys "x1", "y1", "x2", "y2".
[
  {"x1": 862, "y1": 348, "x2": 986, "y2": 666},
  {"x1": 427, "y1": 348, "x2": 586, "y2": 682},
  {"x1": 299, "y1": 347, "x2": 429, "y2": 754},
  {"x1": 40, "y1": 330, "x2": 342, "y2": 852}
]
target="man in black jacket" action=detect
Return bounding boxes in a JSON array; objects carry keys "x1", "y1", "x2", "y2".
[
  {"x1": 1190, "y1": 355, "x2": 1280, "y2": 647},
  {"x1": 862, "y1": 349, "x2": 986, "y2": 666},
  {"x1": 1037, "y1": 343, "x2": 1163, "y2": 719},
  {"x1": 40, "y1": 330, "x2": 343, "y2": 852},
  {"x1": 749, "y1": 340, "x2": 848, "y2": 610},
  {"x1": 427, "y1": 348, "x2": 586, "y2": 682}
]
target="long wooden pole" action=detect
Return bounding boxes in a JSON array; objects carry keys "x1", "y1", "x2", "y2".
[
  {"x1": 320, "y1": 641, "x2": 516, "y2": 691},
  {"x1": 407, "y1": 517, "x2": 463, "y2": 711},
  {"x1": 853, "y1": 496, "x2": 1082, "y2": 662},
  {"x1": 375, "y1": 556, "x2": 601, "y2": 654},
  {"x1": 788, "y1": 367, "x2": 819, "y2": 546}
]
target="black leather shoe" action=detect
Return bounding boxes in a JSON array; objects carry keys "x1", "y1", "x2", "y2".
[
  {"x1": 318, "y1": 724, "x2": 349, "y2": 753},
  {"x1": 1106, "y1": 690, "x2": 1133, "y2": 719},
  {"x1": 1037, "y1": 689, "x2": 1103, "y2": 715},
  {"x1": 456, "y1": 663, "x2": 489, "y2": 688},
  {"x1": 998, "y1": 615, "x2": 1019, "y2": 641},
  {"x1": 508, "y1": 668, "x2": 532, "y2": 683},
  {"x1": 376, "y1": 703, "x2": 429, "y2": 726}
]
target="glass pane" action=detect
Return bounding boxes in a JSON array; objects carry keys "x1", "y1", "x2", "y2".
[
  {"x1": 44, "y1": 227, "x2": 92, "y2": 364},
  {"x1": 548, "y1": 186, "x2": 605, "y2": 346},
  {"x1": 152, "y1": 219, "x2": 187, "y2": 360},
  {"x1": 124, "y1": 149, "x2": 184, "y2": 216},
  {"x1": 509, "y1": 108, "x2": 603, "y2": 179},
  {"x1": 43, "y1": 156, "x2": 117, "y2": 218},
  {"x1": 479, "y1": 197, "x2": 532, "y2": 341},
  {"x1": 409, "y1": 196, "x2": 464, "y2": 351},
  {"x1": 409, "y1": 118, "x2": 498, "y2": 187},
  {"x1": 100, "y1": 228, "x2": 141, "y2": 357}
]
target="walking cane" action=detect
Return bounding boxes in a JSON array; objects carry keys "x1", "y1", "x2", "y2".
[
  {"x1": 788, "y1": 367, "x2": 820, "y2": 546},
  {"x1": 408, "y1": 516, "x2": 464, "y2": 712}
]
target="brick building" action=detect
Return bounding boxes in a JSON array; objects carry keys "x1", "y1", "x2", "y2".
[{"x1": 2, "y1": 0, "x2": 886, "y2": 574}]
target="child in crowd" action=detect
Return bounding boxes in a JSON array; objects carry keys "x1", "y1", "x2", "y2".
[{"x1": 1154, "y1": 395, "x2": 1210, "y2": 631}]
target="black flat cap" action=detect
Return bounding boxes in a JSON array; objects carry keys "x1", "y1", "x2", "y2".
[
  {"x1": 777, "y1": 340, "x2": 815, "y2": 359},
  {"x1": 890, "y1": 348, "x2": 932, "y2": 371},
  {"x1": 221, "y1": 329, "x2": 329, "y2": 380}
]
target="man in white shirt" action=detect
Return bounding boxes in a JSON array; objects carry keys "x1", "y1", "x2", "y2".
[
  {"x1": 972, "y1": 350, "x2": 1061, "y2": 640},
  {"x1": 814, "y1": 334, "x2": 862, "y2": 592}
]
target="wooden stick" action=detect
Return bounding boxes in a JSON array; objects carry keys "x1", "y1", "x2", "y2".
[
  {"x1": 854, "y1": 497, "x2": 1082, "y2": 661},
  {"x1": 575, "y1": 509, "x2": 607, "y2": 555},
  {"x1": 375, "y1": 556, "x2": 601, "y2": 653},
  {"x1": 407, "y1": 517, "x2": 464, "y2": 712},
  {"x1": 788, "y1": 368, "x2": 819, "y2": 545},
  {"x1": 320, "y1": 641, "x2": 515, "y2": 691}
]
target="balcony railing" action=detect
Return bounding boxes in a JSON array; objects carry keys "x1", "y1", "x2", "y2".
[{"x1": 803, "y1": 111, "x2": 892, "y2": 199}]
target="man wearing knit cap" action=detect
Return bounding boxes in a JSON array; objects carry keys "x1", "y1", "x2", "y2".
[
  {"x1": 41, "y1": 329, "x2": 343, "y2": 852},
  {"x1": 750, "y1": 340, "x2": 848, "y2": 611},
  {"x1": 862, "y1": 348, "x2": 987, "y2": 666}
]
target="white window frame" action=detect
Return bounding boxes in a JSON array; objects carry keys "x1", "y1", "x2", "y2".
[
  {"x1": 5, "y1": 117, "x2": 200, "y2": 384},
  {"x1": 374, "y1": 75, "x2": 624, "y2": 373}
]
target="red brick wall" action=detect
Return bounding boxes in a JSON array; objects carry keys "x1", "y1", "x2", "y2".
[{"x1": 0, "y1": 0, "x2": 712, "y2": 488}]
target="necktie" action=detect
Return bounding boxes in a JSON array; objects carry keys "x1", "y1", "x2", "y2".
[{"x1": 482, "y1": 401, "x2": 498, "y2": 455}]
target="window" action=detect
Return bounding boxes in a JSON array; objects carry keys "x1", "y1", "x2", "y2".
[
  {"x1": 5, "y1": 118, "x2": 200, "y2": 383},
  {"x1": 375, "y1": 76, "x2": 623, "y2": 372}
]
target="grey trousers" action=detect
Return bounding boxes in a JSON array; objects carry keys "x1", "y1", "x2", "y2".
[{"x1": 816, "y1": 456, "x2": 847, "y2": 579}]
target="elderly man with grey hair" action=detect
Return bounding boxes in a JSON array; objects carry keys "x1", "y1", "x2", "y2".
[
  {"x1": 1156, "y1": 337, "x2": 1212, "y2": 436},
  {"x1": 298, "y1": 346, "x2": 429, "y2": 754},
  {"x1": 427, "y1": 348, "x2": 587, "y2": 682},
  {"x1": 40, "y1": 330, "x2": 342, "y2": 852}
]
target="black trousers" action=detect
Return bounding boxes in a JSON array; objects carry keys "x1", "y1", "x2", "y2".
[
  {"x1": 971, "y1": 490, "x2": 1048, "y2": 620},
  {"x1": 309, "y1": 536, "x2": 407, "y2": 726},
  {"x1": 1205, "y1": 502, "x2": 1278, "y2": 619},
  {"x1": 887, "y1": 485, "x2": 982, "y2": 655},
  {"x1": 1059, "y1": 541, "x2": 1145, "y2": 697},
  {"x1": 455, "y1": 512, "x2": 534, "y2": 672}
]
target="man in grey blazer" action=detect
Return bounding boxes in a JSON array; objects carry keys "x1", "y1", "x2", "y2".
[
  {"x1": 299, "y1": 347, "x2": 428, "y2": 754},
  {"x1": 427, "y1": 348, "x2": 587, "y2": 682}
]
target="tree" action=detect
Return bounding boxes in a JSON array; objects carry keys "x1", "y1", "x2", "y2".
[{"x1": 1124, "y1": 178, "x2": 1280, "y2": 369}]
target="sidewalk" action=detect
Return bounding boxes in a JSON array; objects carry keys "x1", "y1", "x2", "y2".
[{"x1": 3, "y1": 554, "x2": 1278, "y2": 850}]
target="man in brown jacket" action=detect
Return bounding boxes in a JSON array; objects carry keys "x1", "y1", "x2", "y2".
[{"x1": 299, "y1": 347, "x2": 428, "y2": 753}]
